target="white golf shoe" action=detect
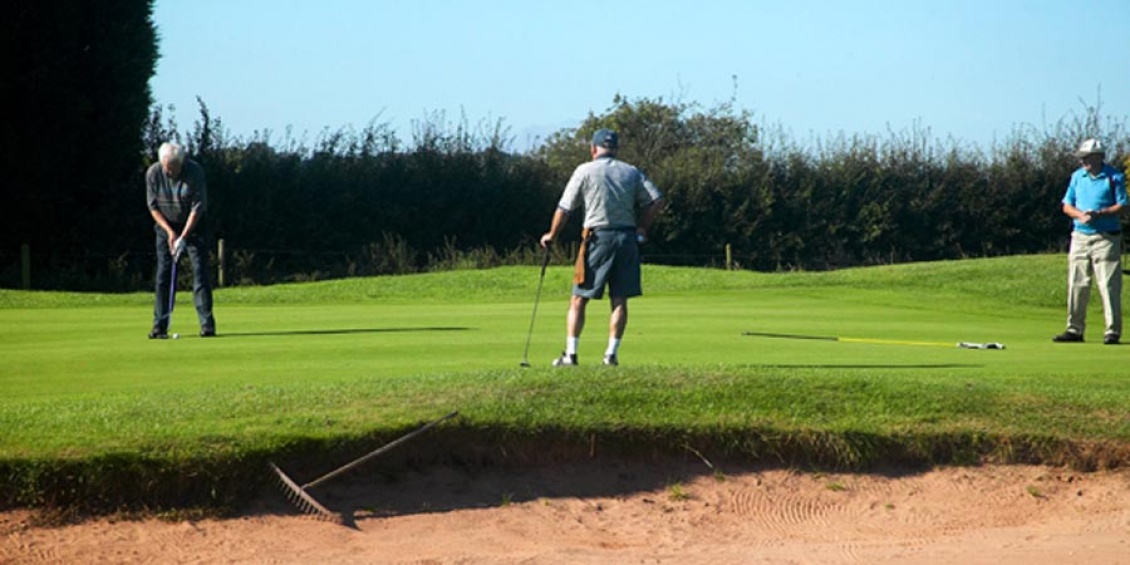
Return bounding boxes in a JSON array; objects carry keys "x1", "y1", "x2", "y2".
[{"x1": 552, "y1": 352, "x2": 578, "y2": 366}]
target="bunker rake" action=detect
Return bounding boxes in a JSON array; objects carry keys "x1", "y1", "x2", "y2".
[{"x1": 269, "y1": 410, "x2": 459, "y2": 524}]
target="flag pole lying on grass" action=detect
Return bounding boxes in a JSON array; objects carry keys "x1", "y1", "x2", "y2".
[
  {"x1": 741, "y1": 331, "x2": 1005, "y2": 350},
  {"x1": 269, "y1": 410, "x2": 460, "y2": 525}
]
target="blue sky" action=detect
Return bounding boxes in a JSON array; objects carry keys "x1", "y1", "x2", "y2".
[{"x1": 151, "y1": 0, "x2": 1129, "y2": 152}]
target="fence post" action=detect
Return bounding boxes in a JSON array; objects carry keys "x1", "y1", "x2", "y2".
[
  {"x1": 725, "y1": 243, "x2": 732, "y2": 271},
  {"x1": 21, "y1": 244, "x2": 30, "y2": 289},
  {"x1": 217, "y1": 238, "x2": 226, "y2": 287}
]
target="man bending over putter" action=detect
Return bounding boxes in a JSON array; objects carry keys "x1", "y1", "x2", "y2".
[
  {"x1": 1054, "y1": 138, "x2": 1127, "y2": 345},
  {"x1": 540, "y1": 129, "x2": 664, "y2": 366},
  {"x1": 146, "y1": 142, "x2": 217, "y2": 339}
]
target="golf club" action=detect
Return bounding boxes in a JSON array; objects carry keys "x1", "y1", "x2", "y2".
[
  {"x1": 165, "y1": 238, "x2": 186, "y2": 339},
  {"x1": 742, "y1": 331, "x2": 1005, "y2": 349},
  {"x1": 520, "y1": 247, "x2": 552, "y2": 367},
  {"x1": 166, "y1": 249, "x2": 178, "y2": 336}
]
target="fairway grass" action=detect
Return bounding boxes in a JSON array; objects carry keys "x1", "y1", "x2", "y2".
[{"x1": 2, "y1": 254, "x2": 1128, "y2": 514}]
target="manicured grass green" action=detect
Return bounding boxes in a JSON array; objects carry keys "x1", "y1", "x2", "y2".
[{"x1": 1, "y1": 254, "x2": 1128, "y2": 513}]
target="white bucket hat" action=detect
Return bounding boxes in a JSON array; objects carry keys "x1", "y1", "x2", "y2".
[{"x1": 1075, "y1": 138, "x2": 1105, "y2": 158}]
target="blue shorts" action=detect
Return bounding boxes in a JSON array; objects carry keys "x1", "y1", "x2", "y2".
[{"x1": 573, "y1": 229, "x2": 642, "y2": 299}]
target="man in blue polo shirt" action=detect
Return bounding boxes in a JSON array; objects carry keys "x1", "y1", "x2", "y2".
[
  {"x1": 540, "y1": 128, "x2": 665, "y2": 366},
  {"x1": 1054, "y1": 138, "x2": 1128, "y2": 344}
]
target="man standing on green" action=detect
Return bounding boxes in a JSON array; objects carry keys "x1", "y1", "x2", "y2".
[
  {"x1": 1054, "y1": 138, "x2": 1127, "y2": 345},
  {"x1": 146, "y1": 142, "x2": 217, "y2": 339},
  {"x1": 540, "y1": 129, "x2": 665, "y2": 366}
]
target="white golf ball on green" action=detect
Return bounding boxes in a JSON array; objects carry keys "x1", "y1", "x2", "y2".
[{"x1": 172, "y1": 333, "x2": 179, "y2": 340}]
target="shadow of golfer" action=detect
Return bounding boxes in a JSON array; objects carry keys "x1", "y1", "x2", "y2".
[{"x1": 218, "y1": 327, "x2": 472, "y2": 338}]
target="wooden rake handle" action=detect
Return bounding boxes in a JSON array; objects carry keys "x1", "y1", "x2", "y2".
[{"x1": 303, "y1": 410, "x2": 459, "y2": 490}]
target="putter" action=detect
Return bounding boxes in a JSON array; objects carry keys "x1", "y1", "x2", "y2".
[
  {"x1": 520, "y1": 247, "x2": 552, "y2": 367},
  {"x1": 166, "y1": 251, "x2": 178, "y2": 335},
  {"x1": 743, "y1": 331, "x2": 1004, "y2": 349},
  {"x1": 166, "y1": 238, "x2": 186, "y2": 337}
]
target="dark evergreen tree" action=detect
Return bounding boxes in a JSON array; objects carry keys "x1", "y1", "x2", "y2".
[{"x1": 1, "y1": 1, "x2": 158, "y2": 288}]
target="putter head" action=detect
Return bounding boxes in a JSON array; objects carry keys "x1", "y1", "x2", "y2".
[{"x1": 519, "y1": 361, "x2": 531, "y2": 368}]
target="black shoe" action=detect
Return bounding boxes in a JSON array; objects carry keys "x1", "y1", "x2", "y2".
[
  {"x1": 1052, "y1": 331, "x2": 1084, "y2": 343},
  {"x1": 200, "y1": 327, "x2": 216, "y2": 338},
  {"x1": 552, "y1": 352, "x2": 577, "y2": 366},
  {"x1": 1104, "y1": 334, "x2": 1120, "y2": 345},
  {"x1": 148, "y1": 327, "x2": 168, "y2": 339},
  {"x1": 603, "y1": 354, "x2": 619, "y2": 366}
]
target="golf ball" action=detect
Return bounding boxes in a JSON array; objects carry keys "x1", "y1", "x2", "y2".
[{"x1": 172, "y1": 333, "x2": 179, "y2": 339}]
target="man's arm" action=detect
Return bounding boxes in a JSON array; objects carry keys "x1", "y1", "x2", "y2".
[
  {"x1": 181, "y1": 162, "x2": 208, "y2": 240},
  {"x1": 1091, "y1": 203, "x2": 1124, "y2": 218},
  {"x1": 636, "y1": 198, "x2": 665, "y2": 240},
  {"x1": 181, "y1": 209, "x2": 203, "y2": 240},
  {"x1": 540, "y1": 208, "x2": 570, "y2": 248},
  {"x1": 1064, "y1": 200, "x2": 1122, "y2": 223},
  {"x1": 1100, "y1": 173, "x2": 1129, "y2": 217},
  {"x1": 149, "y1": 208, "x2": 179, "y2": 253},
  {"x1": 1062, "y1": 202, "x2": 1096, "y2": 224}
]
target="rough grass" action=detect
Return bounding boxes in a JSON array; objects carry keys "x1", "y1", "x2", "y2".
[{"x1": 2, "y1": 253, "x2": 1128, "y2": 517}]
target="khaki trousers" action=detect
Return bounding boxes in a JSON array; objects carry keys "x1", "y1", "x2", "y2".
[{"x1": 1066, "y1": 231, "x2": 1123, "y2": 337}]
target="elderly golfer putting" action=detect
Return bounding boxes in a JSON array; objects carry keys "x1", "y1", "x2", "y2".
[
  {"x1": 146, "y1": 142, "x2": 217, "y2": 339},
  {"x1": 540, "y1": 129, "x2": 665, "y2": 366}
]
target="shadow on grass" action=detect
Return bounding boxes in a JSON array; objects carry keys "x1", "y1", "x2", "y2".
[
  {"x1": 749, "y1": 364, "x2": 982, "y2": 370},
  {"x1": 218, "y1": 326, "x2": 473, "y2": 338}
]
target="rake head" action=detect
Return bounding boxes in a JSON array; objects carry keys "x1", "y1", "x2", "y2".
[{"x1": 268, "y1": 461, "x2": 344, "y2": 524}]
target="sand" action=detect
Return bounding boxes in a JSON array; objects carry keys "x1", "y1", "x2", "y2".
[{"x1": 3, "y1": 462, "x2": 1128, "y2": 564}]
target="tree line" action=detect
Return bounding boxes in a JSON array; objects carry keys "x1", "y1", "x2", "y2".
[{"x1": 4, "y1": 1, "x2": 1127, "y2": 290}]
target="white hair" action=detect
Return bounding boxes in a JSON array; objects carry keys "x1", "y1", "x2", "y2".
[{"x1": 158, "y1": 142, "x2": 187, "y2": 164}]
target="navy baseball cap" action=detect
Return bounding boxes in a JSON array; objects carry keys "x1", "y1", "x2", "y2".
[{"x1": 591, "y1": 128, "x2": 618, "y2": 148}]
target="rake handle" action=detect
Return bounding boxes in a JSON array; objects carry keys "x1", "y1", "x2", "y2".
[{"x1": 302, "y1": 410, "x2": 459, "y2": 490}]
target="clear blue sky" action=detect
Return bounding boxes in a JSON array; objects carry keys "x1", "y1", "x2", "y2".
[{"x1": 151, "y1": 0, "x2": 1129, "y2": 152}]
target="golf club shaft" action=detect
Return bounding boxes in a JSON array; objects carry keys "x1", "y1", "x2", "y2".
[
  {"x1": 838, "y1": 337, "x2": 953, "y2": 348},
  {"x1": 167, "y1": 255, "x2": 177, "y2": 328},
  {"x1": 521, "y1": 248, "x2": 552, "y2": 364},
  {"x1": 744, "y1": 331, "x2": 959, "y2": 348}
]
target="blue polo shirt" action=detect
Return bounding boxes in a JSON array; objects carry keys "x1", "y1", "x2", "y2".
[{"x1": 1062, "y1": 164, "x2": 1128, "y2": 234}]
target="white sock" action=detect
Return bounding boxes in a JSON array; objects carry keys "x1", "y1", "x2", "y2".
[
  {"x1": 606, "y1": 338, "x2": 621, "y2": 356},
  {"x1": 566, "y1": 337, "x2": 579, "y2": 356}
]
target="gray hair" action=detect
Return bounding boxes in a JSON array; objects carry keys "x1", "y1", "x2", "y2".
[{"x1": 158, "y1": 142, "x2": 187, "y2": 164}]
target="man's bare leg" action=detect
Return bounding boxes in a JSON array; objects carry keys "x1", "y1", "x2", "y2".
[{"x1": 605, "y1": 297, "x2": 628, "y2": 364}]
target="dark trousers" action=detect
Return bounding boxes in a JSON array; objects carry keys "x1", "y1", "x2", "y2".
[{"x1": 153, "y1": 226, "x2": 216, "y2": 332}]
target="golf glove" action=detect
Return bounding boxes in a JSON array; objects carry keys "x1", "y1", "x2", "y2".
[{"x1": 173, "y1": 237, "x2": 186, "y2": 260}]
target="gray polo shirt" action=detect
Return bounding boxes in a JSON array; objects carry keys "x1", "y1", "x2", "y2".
[
  {"x1": 558, "y1": 156, "x2": 662, "y2": 229},
  {"x1": 146, "y1": 159, "x2": 207, "y2": 226}
]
